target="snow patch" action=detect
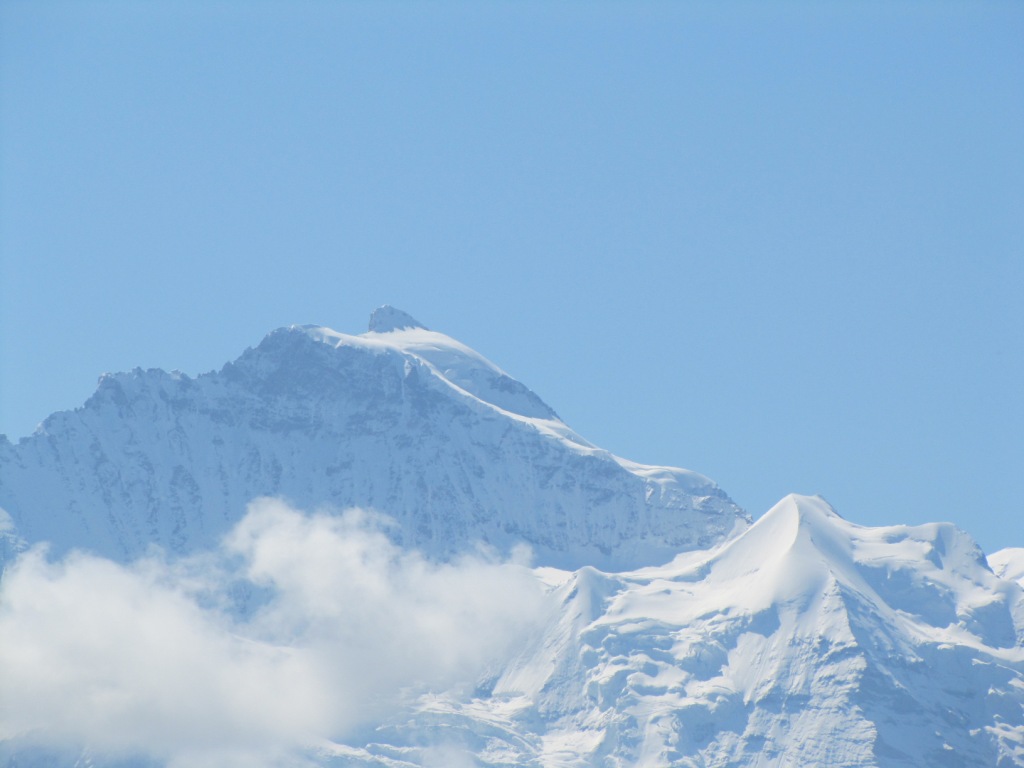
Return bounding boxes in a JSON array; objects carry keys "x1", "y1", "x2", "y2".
[{"x1": 991, "y1": 548, "x2": 1024, "y2": 586}]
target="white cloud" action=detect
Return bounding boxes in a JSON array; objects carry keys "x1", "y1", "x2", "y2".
[{"x1": 0, "y1": 499, "x2": 546, "y2": 766}]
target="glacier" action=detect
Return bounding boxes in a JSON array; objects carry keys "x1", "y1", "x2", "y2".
[{"x1": 1, "y1": 307, "x2": 1022, "y2": 768}]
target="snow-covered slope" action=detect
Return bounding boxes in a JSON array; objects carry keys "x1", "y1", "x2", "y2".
[
  {"x1": 991, "y1": 549, "x2": 1024, "y2": 588},
  {"x1": 2, "y1": 310, "x2": 1021, "y2": 768},
  {"x1": 314, "y1": 495, "x2": 1024, "y2": 767},
  {"x1": 0, "y1": 307, "x2": 746, "y2": 571}
]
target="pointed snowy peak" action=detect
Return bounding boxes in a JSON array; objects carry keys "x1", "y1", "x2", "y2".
[
  {"x1": 712, "y1": 494, "x2": 847, "y2": 567},
  {"x1": 368, "y1": 305, "x2": 426, "y2": 333},
  {"x1": 758, "y1": 492, "x2": 844, "y2": 527}
]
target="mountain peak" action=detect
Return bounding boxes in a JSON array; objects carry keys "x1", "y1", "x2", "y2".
[
  {"x1": 368, "y1": 306, "x2": 426, "y2": 333},
  {"x1": 765, "y1": 493, "x2": 844, "y2": 527}
]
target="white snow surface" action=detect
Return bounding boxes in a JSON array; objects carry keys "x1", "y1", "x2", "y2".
[
  {"x1": 306, "y1": 495, "x2": 1024, "y2": 768},
  {"x1": 1, "y1": 309, "x2": 1022, "y2": 768},
  {"x1": 991, "y1": 549, "x2": 1024, "y2": 587}
]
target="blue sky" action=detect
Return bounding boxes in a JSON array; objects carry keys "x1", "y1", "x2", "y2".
[{"x1": 1, "y1": 1, "x2": 1021, "y2": 553}]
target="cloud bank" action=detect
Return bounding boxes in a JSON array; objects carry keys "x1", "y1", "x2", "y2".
[{"x1": 0, "y1": 499, "x2": 546, "y2": 767}]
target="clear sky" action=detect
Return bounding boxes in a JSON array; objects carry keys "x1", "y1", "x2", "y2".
[{"x1": 1, "y1": 1, "x2": 1021, "y2": 554}]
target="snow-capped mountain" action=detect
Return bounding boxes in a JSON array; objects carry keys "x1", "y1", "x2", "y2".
[
  {"x1": 0, "y1": 307, "x2": 746, "y2": 571},
  {"x1": 2, "y1": 308, "x2": 1022, "y2": 768},
  {"x1": 366, "y1": 494, "x2": 1022, "y2": 768}
]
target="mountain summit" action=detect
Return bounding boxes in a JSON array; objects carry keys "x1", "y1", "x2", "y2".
[
  {"x1": 2, "y1": 310, "x2": 1023, "y2": 768},
  {"x1": 0, "y1": 308, "x2": 747, "y2": 570},
  {"x1": 367, "y1": 304, "x2": 426, "y2": 333}
]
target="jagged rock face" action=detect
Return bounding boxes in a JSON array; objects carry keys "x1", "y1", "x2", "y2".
[{"x1": 0, "y1": 309, "x2": 747, "y2": 570}]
